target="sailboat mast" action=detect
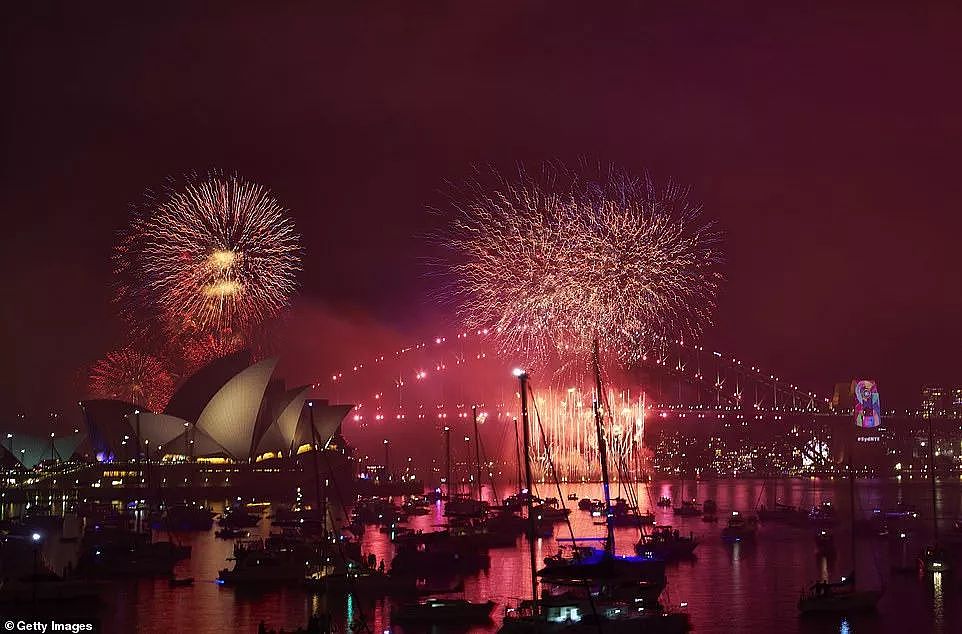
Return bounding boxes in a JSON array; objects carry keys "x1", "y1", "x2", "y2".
[
  {"x1": 307, "y1": 402, "x2": 327, "y2": 543},
  {"x1": 848, "y1": 456, "x2": 856, "y2": 589},
  {"x1": 514, "y1": 418, "x2": 522, "y2": 493},
  {"x1": 592, "y1": 338, "x2": 615, "y2": 555},
  {"x1": 472, "y1": 405, "x2": 483, "y2": 503},
  {"x1": 517, "y1": 370, "x2": 539, "y2": 615},
  {"x1": 928, "y1": 415, "x2": 938, "y2": 543},
  {"x1": 444, "y1": 426, "x2": 452, "y2": 499}
]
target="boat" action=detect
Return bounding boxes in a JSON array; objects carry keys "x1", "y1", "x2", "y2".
[
  {"x1": 918, "y1": 544, "x2": 951, "y2": 573},
  {"x1": 151, "y1": 503, "x2": 215, "y2": 531},
  {"x1": 635, "y1": 526, "x2": 698, "y2": 561},
  {"x1": 503, "y1": 492, "x2": 531, "y2": 511},
  {"x1": 721, "y1": 511, "x2": 757, "y2": 542},
  {"x1": 215, "y1": 527, "x2": 250, "y2": 539},
  {"x1": 219, "y1": 509, "x2": 261, "y2": 529},
  {"x1": 502, "y1": 358, "x2": 667, "y2": 620},
  {"x1": 656, "y1": 496, "x2": 672, "y2": 508},
  {"x1": 270, "y1": 505, "x2": 324, "y2": 527},
  {"x1": 798, "y1": 419, "x2": 882, "y2": 614},
  {"x1": 392, "y1": 598, "x2": 495, "y2": 623},
  {"x1": 814, "y1": 529, "x2": 835, "y2": 557},
  {"x1": 807, "y1": 501, "x2": 839, "y2": 527},
  {"x1": 891, "y1": 530, "x2": 916, "y2": 573},
  {"x1": 401, "y1": 500, "x2": 430, "y2": 516},
  {"x1": 218, "y1": 548, "x2": 310, "y2": 584},
  {"x1": 390, "y1": 537, "x2": 491, "y2": 577},
  {"x1": 445, "y1": 494, "x2": 488, "y2": 518},
  {"x1": 673, "y1": 500, "x2": 701, "y2": 517},
  {"x1": 882, "y1": 503, "x2": 920, "y2": 521},
  {"x1": 483, "y1": 509, "x2": 528, "y2": 537},
  {"x1": 304, "y1": 563, "x2": 417, "y2": 595},
  {"x1": 544, "y1": 544, "x2": 598, "y2": 569},
  {"x1": 78, "y1": 527, "x2": 178, "y2": 577},
  {"x1": 567, "y1": 493, "x2": 578, "y2": 501},
  {"x1": 578, "y1": 498, "x2": 603, "y2": 513},
  {"x1": 757, "y1": 501, "x2": 807, "y2": 525},
  {"x1": 601, "y1": 498, "x2": 655, "y2": 527},
  {"x1": 917, "y1": 414, "x2": 952, "y2": 573},
  {"x1": 532, "y1": 498, "x2": 571, "y2": 522},
  {"x1": 353, "y1": 497, "x2": 405, "y2": 525},
  {"x1": 798, "y1": 575, "x2": 881, "y2": 614},
  {"x1": 501, "y1": 595, "x2": 690, "y2": 634},
  {"x1": 853, "y1": 510, "x2": 890, "y2": 538}
]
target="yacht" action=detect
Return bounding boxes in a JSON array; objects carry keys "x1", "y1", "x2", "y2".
[
  {"x1": 635, "y1": 526, "x2": 698, "y2": 561},
  {"x1": 721, "y1": 511, "x2": 757, "y2": 542},
  {"x1": 218, "y1": 548, "x2": 310, "y2": 584},
  {"x1": 672, "y1": 500, "x2": 701, "y2": 517},
  {"x1": 219, "y1": 508, "x2": 261, "y2": 529},
  {"x1": 918, "y1": 544, "x2": 951, "y2": 573},
  {"x1": 814, "y1": 529, "x2": 835, "y2": 556},
  {"x1": 392, "y1": 598, "x2": 495, "y2": 623},
  {"x1": 798, "y1": 575, "x2": 880, "y2": 614}
]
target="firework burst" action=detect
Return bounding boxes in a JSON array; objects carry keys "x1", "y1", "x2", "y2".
[
  {"x1": 88, "y1": 348, "x2": 174, "y2": 411},
  {"x1": 115, "y1": 172, "x2": 301, "y2": 350},
  {"x1": 438, "y1": 163, "x2": 723, "y2": 367}
]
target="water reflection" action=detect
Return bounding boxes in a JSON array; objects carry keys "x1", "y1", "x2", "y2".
[
  {"x1": 931, "y1": 570, "x2": 944, "y2": 634},
  {"x1": 8, "y1": 478, "x2": 961, "y2": 632}
]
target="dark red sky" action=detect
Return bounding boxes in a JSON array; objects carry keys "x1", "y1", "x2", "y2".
[{"x1": 3, "y1": 2, "x2": 961, "y2": 422}]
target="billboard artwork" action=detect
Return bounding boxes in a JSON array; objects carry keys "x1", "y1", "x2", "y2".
[{"x1": 854, "y1": 380, "x2": 881, "y2": 428}]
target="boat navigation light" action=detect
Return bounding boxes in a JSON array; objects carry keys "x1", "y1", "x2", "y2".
[{"x1": 31, "y1": 532, "x2": 41, "y2": 542}]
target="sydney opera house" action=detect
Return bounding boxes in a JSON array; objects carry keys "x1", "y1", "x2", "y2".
[{"x1": 3, "y1": 350, "x2": 362, "y2": 498}]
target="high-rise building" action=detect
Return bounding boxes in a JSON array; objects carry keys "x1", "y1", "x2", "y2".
[
  {"x1": 921, "y1": 386, "x2": 949, "y2": 418},
  {"x1": 952, "y1": 388, "x2": 962, "y2": 419}
]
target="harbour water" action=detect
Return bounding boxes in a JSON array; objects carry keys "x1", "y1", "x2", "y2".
[{"x1": 7, "y1": 478, "x2": 962, "y2": 633}]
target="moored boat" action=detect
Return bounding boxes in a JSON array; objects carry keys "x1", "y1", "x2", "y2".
[
  {"x1": 673, "y1": 500, "x2": 701, "y2": 517},
  {"x1": 635, "y1": 526, "x2": 698, "y2": 561},
  {"x1": 798, "y1": 576, "x2": 880, "y2": 614},
  {"x1": 392, "y1": 598, "x2": 495, "y2": 623},
  {"x1": 721, "y1": 511, "x2": 757, "y2": 542},
  {"x1": 814, "y1": 529, "x2": 835, "y2": 556}
]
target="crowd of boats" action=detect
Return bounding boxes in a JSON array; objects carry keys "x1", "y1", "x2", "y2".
[
  {"x1": 4, "y1": 480, "x2": 962, "y2": 630},
  {"x1": 4, "y1": 379, "x2": 962, "y2": 631}
]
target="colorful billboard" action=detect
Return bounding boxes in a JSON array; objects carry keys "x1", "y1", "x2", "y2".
[{"x1": 854, "y1": 380, "x2": 881, "y2": 428}]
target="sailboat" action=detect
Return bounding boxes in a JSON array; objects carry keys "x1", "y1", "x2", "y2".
[
  {"x1": 499, "y1": 348, "x2": 689, "y2": 633},
  {"x1": 917, "y1": 413, "x2": 951, "y2": 572},
  {"x1": 798, "y1": 393, "x2": 882, "y2": 614}
]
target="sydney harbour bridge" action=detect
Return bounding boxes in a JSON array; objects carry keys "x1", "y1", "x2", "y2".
[{"x1": 319, "y1": 328, "x2": 854, "y2": 480}]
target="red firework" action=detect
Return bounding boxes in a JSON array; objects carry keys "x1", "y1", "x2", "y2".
[
  {"x1": 88, "y1": 348, "x2": 174, "y2": 411},
  {"x1": 114, "y1": 172, "x2": 301, "y2": 349}
]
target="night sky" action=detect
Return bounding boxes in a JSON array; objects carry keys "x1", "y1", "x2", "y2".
[{"x1": 3, "y1": 2, "x2": 961, "y2": 423}]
